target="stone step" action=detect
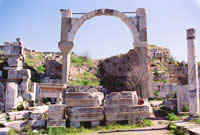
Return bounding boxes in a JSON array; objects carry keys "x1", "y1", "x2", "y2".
[{"x1": 0, "y1": 128, "x2": 10, "y2": 135}]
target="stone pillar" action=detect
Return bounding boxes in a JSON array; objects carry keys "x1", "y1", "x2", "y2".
[
  {"x1": 5, "y1": 82, "x2": 18, "y2": 111},
  {"x1": 3, "y1": 39, "x2": 31, "y2": 111},
  {"x1": 187, "y1": 28, "x2": 200, "y2": 116},
  {"x1": 59, "y1": 9, "x2": 74, "y2": 84},
  {"x1": 134, "y1": 8, "x2": 150, "y2": 101},
  {"x1": 60, "y1": 9, "x2": 72, "y2": 42}
]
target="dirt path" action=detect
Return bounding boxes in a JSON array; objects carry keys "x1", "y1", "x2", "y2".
[{"x1": 86, "y1": 119, "x2": 170, "y2": 135}]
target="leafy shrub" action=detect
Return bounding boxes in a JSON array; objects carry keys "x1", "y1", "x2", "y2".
[
  {"x1": 168, "y1": 122, "x2": 189, "y2": 135},
  {"x1": 136, "y1": 118, "x2": 153, "y2": 127},
  {"x1": 153, "y1": 68, "x2": 159, "y2": 77},
  {"x1": 154, "y1": 90, "x2": 159, "y2": 98},
  {"x1": 23, "y1": 123, "x2": 32, "y2": 134},
  {"x1": 37, "y1": 65, "x2": 46, "y2": 73},
  {"x1": 5, "y1": 113, "x2": 10, "y2": 121},
  {"x1": 182, "y1": 105, "x2": 189, "y2": 112},
  {"x1": 16, "y1": 101, "x2": 24, "y2": 111},
  {"x1": 162, "y1": 79, "x2": 168, "y2": 84},
  {"x1": 166, "y1": 113, "x2": 180, "y2": 121},
  {"x1": 196, "y1": 119, "x2": 200, "y2": 124}
]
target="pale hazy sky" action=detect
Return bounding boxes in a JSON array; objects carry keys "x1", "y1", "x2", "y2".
[{"x1": 0, "y1": 0, "x2": 200, "y2": 61}]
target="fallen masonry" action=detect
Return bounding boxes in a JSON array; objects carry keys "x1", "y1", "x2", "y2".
[
  {"x1": 0, "y1": 90, "x2": 153, "y2": 130},
  {"x1": 104, "y1": 91, "x2": 152, "y2": 124}
]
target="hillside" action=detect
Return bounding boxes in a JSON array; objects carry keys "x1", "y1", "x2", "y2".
[
  {"x1": 24, "y1": 50, "x2": 100, "y2": 86},
  {"x1": 0, "y1": 45, "x2": 185, "y2": 89}
]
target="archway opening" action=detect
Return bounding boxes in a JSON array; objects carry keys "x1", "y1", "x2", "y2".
[
  {"x1": 73, "y1": 16, "x2": 133, "y2": 59},
  {"x1": 69, "y1": 16, "x2": 134, "y2": 87}
]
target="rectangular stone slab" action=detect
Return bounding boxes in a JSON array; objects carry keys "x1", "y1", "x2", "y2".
[
  {"x1": 47, "y1": 120, "x2": 66, "y2": 127},
  {"x1": 48, "y1": 105, "x2": 66, "y2": 120},
  {"x1": 105, "y1": 91, "x2": 138, "y2": 106},
  {"x1": 7, "y1": 57, "x2": 23, "y2": 67},
  {"x1": 8, "y1": 69, "x2": 31, "y2": 80},
  {"x1": 65, "y1": 92, "x2": 104, "y2": 107},
  {"x1": 69, "y1": 107, "x2": 104, "y2": 122},
  {"x1": 8, "y1": 111, "x2": 30, "y2": 121},
  {"x1": 28, "y1": 120, "x2": 46, "y2": 128},
  {"x1": 2, "y1": 45, "x2": 23, "y2": 56},
  {"x1": 104, "y1": 105, "x2": 152, "y2": 113}
]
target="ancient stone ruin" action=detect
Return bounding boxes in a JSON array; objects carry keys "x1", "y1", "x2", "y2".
[
  {"x1": 58, "y1": 8, "x2": 151, "y2": 101},
  {"x1": 0, "y1": 8, "x2": 199, "y2": 134},
  {"x1": 1, "y1": 39, "x2": 31, "y2": 111}
]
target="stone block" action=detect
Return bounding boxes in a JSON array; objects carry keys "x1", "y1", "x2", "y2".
[
  {"x1": 69, "y1": 107, "x2": 104, "y2": 122},
  {"x1": 29, "y1": 106, "x2": 48, "y2": 120},
  {"x1": 8, "y1": 69, "x2": 31, "y2": 80},
  {"x1": 91, "y1": 121, "x2": 100, "y2": 127},
  {"x1": 105, "y1": 105, "x2": 152, "y2": 122},
  {"x1": 65, "y1": 92, "x2": 104, "y2": 107},
  {"x1": 5, "y1": 120, "x2": 26, "y2": 131},
  {"x1": 104, "y1": 91, "x2": 138, "y2": 107},
  {"x1": 70, "y1": 121, "x2": 80, "y2": 128},
  {"x1": 7, "y1": 57, "x2": 23, "y2": 67},
  {"x1": 28, "y1": 120, "x2": 46, "y2": 128},
  {"x1": 2, "y1": 45, "x2": 23, "y2": 56},
  {"x1": 5, "y1": 82, "x2": 18, "y2": 111},
  {"x1": 47, "y1": 120, "x2": 65, "y2": 127},
  {"x1": 47, "y1": 105, "x2": 66, "y2": 121},
  {"x1": 8, "y1": 111, "x2": 30, "y2": 121},
  {"x1": 0, "y1": 128, "x2": 10, "y2": 135}
]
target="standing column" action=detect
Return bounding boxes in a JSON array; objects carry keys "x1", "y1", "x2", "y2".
[
  {"x1": 187, "y1": 28, "x2": 200, "y2": 116},
  {"x1": 59, "y1": 9, "x2": 74, "y2": 84},
  {"x1": 134, "y1": 8, "x2": 150, "y2": 102}
]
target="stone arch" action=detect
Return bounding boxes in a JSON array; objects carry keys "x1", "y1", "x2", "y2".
[
  {"x1": 58, "y1": 8, "x2": 150, "y2": 99},
  {"x1": 70, "y1": 9, "x2": 139, "y2": 43}
]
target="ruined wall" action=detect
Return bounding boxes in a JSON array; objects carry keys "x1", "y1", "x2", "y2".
[
  {"x1": 98, "y1": 49, "x2": 141, "y2": 94},
  {"x1": 0, "y1": 81, "x2": 6, "y2": 111}
]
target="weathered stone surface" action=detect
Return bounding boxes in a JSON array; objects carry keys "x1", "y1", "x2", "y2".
[
  {"x1": 2, "y1": 45, "x2": 23, "y2": 56},
  {"x1": 5, "y1": 82, "x2": 18, "y2": 111},
  {"x1": 70, "y1": 121, "x2": 80, "y2": 128},
  {"x1": 163, "y1": 98, "x2": 177, "y2": 111},
  {"x1": 5, "y1": 120, "x2": 26, "y2": 131},
  {"x1": 104, "y1": 91, "x2": 138, "y2": 106},
  {"x1": 0, "y1": 82, "x2": 5, "y2": 111},
  {"x1": 45, "y1": 60, "x2": 62, "y2": 78},
  {"x1": 69, "y1": 107, "x2": 104, "y2": 122},
  {"x1": 105, "y1": 105, "x2": 152, "y2": 121},
  {"x1": 47, "y1": 105, "x2": 66, "y2": 121},
  {"x1": 29, "y1": 106, "x2": 48, "y2": 120},
  {"x1": 66, "y1": 86, "x2": 100, "y2": 93},
  {"x1": 0, "y1": 128, "x2": 10, "y2": 135},
  {"x1": 104, "y1": 92, "x2": 152, "y2": 122},
  {"x1": 0, "y1": 114, "x2": 6, "y2": 123},
  {"x1": 8, "y1": 111, "x2": 30, "y2": 121},
  {"x1": 7, "y1": 69, "x2": 31, "y2": 80},
  {"x1": 59, "y1": 8, "x2": 145, "y2": 86},
  {"x1": 186, "y1": 28, "x2": 200, "y2": 115},
  {"x1": 47, "y1": 120, "x2": 65, "y2": 127},
  {"x1": 28, "y1": 120, "x2": 46, "y2": 128},
  {"x1": 7, "y1": 57, "x2": 23, "y2": 67},
  {"x1": 65, "y1": 91, "x2": 104, "y2": 107}
]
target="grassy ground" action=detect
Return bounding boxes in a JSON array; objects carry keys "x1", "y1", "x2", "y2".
[{"x1": 8, "y1": 119, "x2": 153, "y2": 135}]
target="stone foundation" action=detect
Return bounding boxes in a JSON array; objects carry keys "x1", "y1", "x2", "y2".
[
  {"x1": 47, "y1": 104, "x2": 66, "y2": 127},
  {"x1": 104, "y1": 91, "x2": 152, "y2": 124},
  {"x1": 68, "y1": 107, "x2": 104, "y2": 128}
]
